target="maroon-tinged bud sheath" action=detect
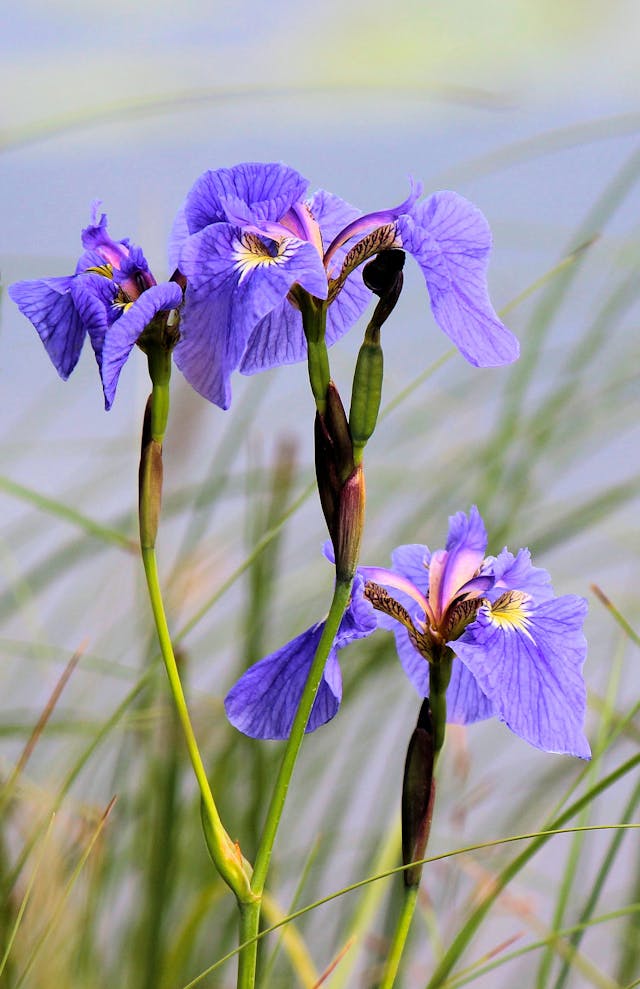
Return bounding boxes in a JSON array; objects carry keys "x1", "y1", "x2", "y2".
[
  {"x1": 324, "y1": 382, "x2": 354, "y2": 482},
  {"x1": 138, "y1": 396, "x2": 163, "y2": 550},
  {"x1": 314, "y1": 380, "x2": 356, "y2": 556},
  {"x1": 335, "y1": 464, "x2": 366, "y2": 582},
  {"x1": 402, "y1": 699, "x2": 436, "y2": 888},
  {"x1": 314, "y1": 409, "x2": 340, "y2": 546}
]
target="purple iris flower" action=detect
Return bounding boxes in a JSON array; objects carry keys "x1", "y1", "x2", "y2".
[
  {"x1": 225, "y1": 507, "x2": 590, "y2": 759},
  {"x1": 9, "y1": 205, "x2": 183, "y2": 409},
  {"x1": 171, "y1": 162, "x2": 519, "y2": 409}
]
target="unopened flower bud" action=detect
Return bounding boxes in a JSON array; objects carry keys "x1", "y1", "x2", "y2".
[
  {"x1": 349, "y1": 332, "x2": 384, "y2": 459},
  {"x1": 402, "y1": 699, "x2": 436, "y2": 888},
  {"x1": 138, "y1": 396, "x2": 163, "y2": 550},
  {"x1": 363, "y1": 248, "x2": 405, "y2": 298},
  {"x1": 335, "y1": 464, "x2": 366, "y2": 582},
  {"x1": 314, "y1": 381, "x2": 355, "y2": 546}
]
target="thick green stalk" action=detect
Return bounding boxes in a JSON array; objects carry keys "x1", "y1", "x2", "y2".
[
  {"x1": 430, "y1": 651, "x2": 453, "y2": 758},
  {"x1": 139, "y1": 363, "x2": 254, "y2": 912},
  {"x1": 299, "y1": 296, "x2": 330, "y2": 414},
  {"x1": 140, "y1": 546, "x2": 252, "y2": 901},
  {"x1": 237, "y1": 578, "x2": 354, "y2": 988},
  {"x1": 379, "y1": 886, "x2": 419, "y2": 989}
]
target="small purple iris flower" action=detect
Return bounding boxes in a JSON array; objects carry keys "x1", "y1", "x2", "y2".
[
  {"x1": 9, "y1": 205, "x2": 183, "y2": 409},
  {"x1": 225, "y1": 507, "x2": 590, "y2": 759},
  {"x1": 171, "y1": 162, "x2": 519, "y2": 409}
]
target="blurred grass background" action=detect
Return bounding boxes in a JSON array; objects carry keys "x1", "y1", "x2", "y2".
[{"x1": 1, "y1": 1, "x2": 640, "y2": 986}]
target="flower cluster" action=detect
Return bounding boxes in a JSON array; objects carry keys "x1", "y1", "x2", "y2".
[
  {"x1": 9, "y1": 206, "x2": 183, "y2": 409},
  {"x1": 10, "y1": 161, "x2": 519, "y2": 412},
  {"x1": 171, "y1": 162, "x2": 519, "y2": 408},
  {"x1": 225, "y1": 507, "x2": 590, "y2": 759}
]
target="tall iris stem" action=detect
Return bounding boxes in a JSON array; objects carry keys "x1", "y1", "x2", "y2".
[
  {"x1": 238, "y1": 578, "x2": 354, "y2": 988},
  {"x1": 298, "y1": 295, "x2": 330, "y2": 415},
  {"x1": 380, "y1": 651, "x2": 452, "y2": 988},
  {"x1": 138, "y1": 350, "x2": 254, "y2": 918},
  {"x1": 378, "y1": 886, "x2": 419, "y2": 989},
  {"x1": 237, "y1": 297, "x2": 355, "y2": 985}
]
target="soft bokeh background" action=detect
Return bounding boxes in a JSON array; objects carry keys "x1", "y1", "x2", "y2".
[{"x1": 2, "y1": 2, "x2": 640, "y2": 987}]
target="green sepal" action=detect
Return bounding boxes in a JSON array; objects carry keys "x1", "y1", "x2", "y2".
[{"x1": 199, "y1": 798, "x2": 257, "y2": 905}]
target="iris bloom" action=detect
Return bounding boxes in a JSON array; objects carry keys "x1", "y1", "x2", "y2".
[
  {"x1": 171, "y1": 162, "x2": 519, "y2": 409},
  {"x1": 225, "y1": 507, "x2": 590, "y2": 759},
  {"x1": 9, "y1": 206, "x2": 183, "y2": 409}
]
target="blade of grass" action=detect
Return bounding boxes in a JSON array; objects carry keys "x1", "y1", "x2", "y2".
[
  {"x1": 261, "y1": 891, "x2": 319, "y2": 988},
  {"x1": 14, "y1": 797, "x2": 116, "y2": 989},
  {"x1": 0, "y1": 642, "x2": 84, "y2": 814},
  {"x1": 0, "y1": 475, "x2": 137, "y2": 551},
  {"x1": 178, "y1": 821, "x2": 640, "y2": 989},
  {"x1": 0, "y1": 814, "x2": 55, "y2": 979}
]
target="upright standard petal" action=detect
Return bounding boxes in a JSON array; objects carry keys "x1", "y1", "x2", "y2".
[
  {"x1": 9, "y1": 277, "x2": 87, "y2": 379},
  {"x1": 176, "y1": 223, "x2": 327, "y2": 407},
  {"x1": 453, "y1": 592, "x2": 590, "y2": 757},
  {"x1": 184, "y1": 162, "x2": 309, "y2": 234},
  {"x1": 429, "y1": 506, "x2": 487, "y2": 620},
  {"x1": 486, "y1": 548, "x2": 554, "y2": 603},
  {"x1": 396, "y1": 192, "x2": 519, "y2": 367}
]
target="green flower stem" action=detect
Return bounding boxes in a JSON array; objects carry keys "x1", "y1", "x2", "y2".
[
  {"x1": 140, "y1": 546, "x2": 253, "y2": 903},
  {"x1": 146, "y1": 346, "x2": 172, "y2": 442},
  {"x1": 299, "y1": 296, "x2": 330, "y2": 414},
  {"x1": 237, "y1": 577, "x2": 355, "y2": 988},
  {"x1": 430, "y1": 651, "x2": 453, "y2": 758},
  {"x1": 379, "y1": 886, "x2": 419, "y2": 989},
  {"x1": 139, "y1": 367, "x2": 254, "y2": 911}
]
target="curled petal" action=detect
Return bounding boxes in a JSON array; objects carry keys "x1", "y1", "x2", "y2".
[
  {"x1": 429, "y1": 506, "x2": 487, "y2": 620},
  {"x1": 453, "y1": 594, "x2": 590, "y2": 757},
  {"x1": 224, "y1": 623, "x2": 343, "y2": 740},
  {"x1": 323, "y1": 179, "x2": 422, "y2": 268},
  {"x1": 81, "y1": 210, "x2": 131, "y2": 269},
  {"x1": 184, "y1": 162, "x2": 309, "y2": 234},
  {"x1": 101, "y1": 282, "x2": 182, "y2": 409},
  {"x1": 397, "y1": 192, "x2": 519, "y2": 367},
  {"x1": 70, "y1": 273, "x2": 117, "y2": 368},
  {"x1": 9, "y1": 276, "x2": 86, "y2": 379}
]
